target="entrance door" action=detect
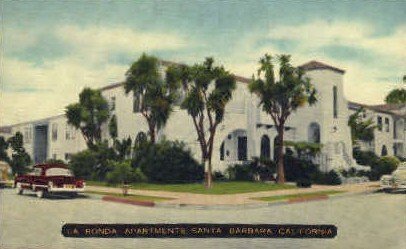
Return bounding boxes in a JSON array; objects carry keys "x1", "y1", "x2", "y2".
[
  {"x1": 34, "y1": 125, "x2": 48, "y2": 163},
  {"x1": 237, "y1": 136, "x2": 247, "y2": 161}
]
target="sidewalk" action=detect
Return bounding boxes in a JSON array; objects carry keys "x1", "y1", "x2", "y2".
[{"x1": 86, "y1": 182, "x2": 380, "y2": 207}]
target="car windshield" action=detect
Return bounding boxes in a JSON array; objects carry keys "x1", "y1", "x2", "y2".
[{"x1": 45, "y1": 167, "x2": 73, "y2": 177}]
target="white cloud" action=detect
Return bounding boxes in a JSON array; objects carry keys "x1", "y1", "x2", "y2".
[
  {"x1": 0, "y1": 56, "x2": 128, "y2": 126},
  {"x1": 221, "y1": 20, "x2": 405, "y2": 105},
  {"x1": 267, "y1": 20, "x2": 406, "y2": 61},
  {"x1": 55, "y1": 25, "x2": 190, "y2": 63},
  {"x1": 0, "y1": 24, "x2": 193, "y2": 125}
]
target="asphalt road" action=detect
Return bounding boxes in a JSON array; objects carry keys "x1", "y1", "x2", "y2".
[{"x1": 0, "y1": 188, "x2": 405, "y2": 249}]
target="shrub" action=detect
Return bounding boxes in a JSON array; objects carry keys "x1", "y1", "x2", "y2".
[
  {"x1": 133, "y1": 140, "x2": 204, "y2": 183},
  {"x1": 69, "y1": 150, "x2": 97, "y2": 180},
  {"x1": 353, "y1": 148, "x2": 379, "y2": 166},
  {"x1": 312, "y1": 170, "x2": 342, "y2": 185},
  {"x1": 68, "y1": 143, "x2": 118, "y2": 181},
  {"x1": 106, "y1": 160, "x2": 147, "y2": 184},
  {"x1": 227, "y1": 163, "x2": 254, "y2": 181},
  {"x1": 213, "y1": 170, "x2": 227, "y2": 181},
  {"x1": 296, "y1": 178, "x2": 312, "y2": 188},
  {"x1": 369, "y1": 156, "x2": 400, "y2": 181},
  {"x1": 284, "y1": 154, "x2": 318, "y2": 182},
  {"x1": 255, "y1": 157, "x2": 277, "y2": 181}
]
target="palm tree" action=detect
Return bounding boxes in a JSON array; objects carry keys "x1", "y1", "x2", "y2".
[
  {"x1": 124, "y1": 54, "x2": 178, "y2": 143},
  {"x1": 168, "y1": 58, "x2": 236, "y2": 188},
  {"x1": 249, "y1": 54, "x2": 317, "y2": 183}
]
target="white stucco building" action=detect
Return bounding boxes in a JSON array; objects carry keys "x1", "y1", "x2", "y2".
[
  {"x1": 1, "y1": 60, "x2": 404, "y2": 173},
  {"x1": 348, "y1": 102, "x2": 406, "y2": 158}
]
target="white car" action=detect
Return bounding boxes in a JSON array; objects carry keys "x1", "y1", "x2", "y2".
[{"x1": 380, "y1": 162, "x2": 406, "y2": 191}]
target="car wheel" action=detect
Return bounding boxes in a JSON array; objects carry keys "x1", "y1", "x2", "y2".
[
  {"x1": 16, "y1": 183, "x2": 23, "y2": 195},
  {"x1": 36, "y1": 189, "x2": 46, "y2": 198}
]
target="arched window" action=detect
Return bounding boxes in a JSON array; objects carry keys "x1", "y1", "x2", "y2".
[
  {"x1": 220, "y1": 142, "x2": 225, "y2": 161},
  {"x1": 135, "y1": 132, "x2": 148, "y2": 147},
  {"x1": 260, "y1": 135, "x2": 271, "y2": 159},
  {"x1": 381, "y1": 145, "x2": 388, "y2": 156},
  {"x1": 308, "y1": 122, "x2": 321, "y2": 143}
]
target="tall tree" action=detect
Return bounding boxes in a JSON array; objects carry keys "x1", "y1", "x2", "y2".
[
  {"x1": 249, "y1": 54, "x2": 317, "y2": 184},
  {"x1": 168, "y1": 58, "x2": 236, "y2": 188},
  {"x1": 124, "y1": 54, "x2": 178, "y2": 143},
  {"x1": 7, "y1": 132, "x2": 31, "y2": 174},
  {"x1": 385, "y1": 75, "x2": 406, "y2": 104},
  {"x1": 65, "y1": 87, "x2": 110, "y2": 149}
]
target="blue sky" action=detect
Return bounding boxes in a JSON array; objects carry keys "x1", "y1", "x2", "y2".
[{"x1": 1, "y1": 1, "x2": 405, "y2": 125}]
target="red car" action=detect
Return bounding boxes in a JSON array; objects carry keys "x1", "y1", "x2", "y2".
[{"x1": 14, "y1": 163, "x2": 85, "y2": 198}]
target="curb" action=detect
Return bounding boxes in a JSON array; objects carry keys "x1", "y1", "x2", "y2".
[
  {"x1": 96, "y1": 189, "x2": 378, "y2": 210},
  {"x1": 102, "y1": 195, "x2": 155, "y2": 207}
]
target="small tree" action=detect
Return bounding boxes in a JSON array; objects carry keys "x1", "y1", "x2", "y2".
[
  {"x1": 385, "y1": 75, "x2": 406, "y2": 104},
  {"x1": 249, "y1": 54, "x2": 317, "y2": 183},
  {"x1": 7, "y1": 132, "x2": 31, "y2": 174},
  {"x1": 124, "y1": 54, "x2": 178, "y2": 143},
  {"x1": 65, "y1": 88, "x2": 110, "y2": 149},
  {"x1": 348, "y1": 107, "x2": 376, "y2": 144},
  {"x1": 0, "y1": 136, "x2": 10, "y2": 163},
  {"x1": 168, "y1": 58, "x2": 236, "y2": 188}
]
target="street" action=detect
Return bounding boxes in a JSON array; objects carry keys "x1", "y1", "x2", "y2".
[{"x1": 1, "y1": 188, "x2": 405, "y2": 249}]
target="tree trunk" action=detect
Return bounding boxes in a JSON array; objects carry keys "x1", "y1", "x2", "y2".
[
  {"x1": 276, "y1": 128, "x2": 285, "y2": 184},
  {"x1": 203, "y1": 159, "x2": 213, "y2": 189},
  {"x1": 148, "y1": 123, "x2": 156, "y2": 144}
]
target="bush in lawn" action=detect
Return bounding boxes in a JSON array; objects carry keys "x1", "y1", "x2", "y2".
[
  {"x1": 69, "y1": 143, "x2": 118, "y2": 181},
  {"x1": 255, "y1": 157, "x2": 277, "y2": 181},
  {"x1": 133, "y1": 140, "x2": 204, "y2": 183},
  {"x1": 69, "y1": 150, "x2": 97, "y2": 180},
  {"x1": 284, "y1": 154, "x2": 318, "y2": 182},
  {"x1": 106, "y1": 160, "x2": 147, "y2": 184},
  {"x1": 226, "y1": 163, "x2": 254, "y2": 181},
  {"x1": 311, "y1": 170, "x2": 342, "y2": 185},
  {"x1": 369, "y1": 156, "x2": 400, "y2": 181},
  {"x1": 353, "y1": 148, "x2": 379, "y2": 166},
  {"x1": 296, "y1": 178, "x2": 312, "y2": 188},
  {"x1": 213, "y1": 170, "x2": 227, "y2": 181}
]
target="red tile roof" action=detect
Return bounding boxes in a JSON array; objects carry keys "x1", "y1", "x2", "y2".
[
  {"x1": 348, "y1": 101, "x2": 406, "y2": 117},
  {"x1": 299, "y1": 60, "x2": 345, "y2": 74}
]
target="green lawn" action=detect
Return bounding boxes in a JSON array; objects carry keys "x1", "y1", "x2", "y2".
[
  {"x1": 252, "y1": 190, "x2": 345, "y2": 202},
  {"x1": 86, "y1": 190, "x2": 173, "y2": 202},
  {"x1": 87, "y1": 181, "x2": 296, "y2": 195}
]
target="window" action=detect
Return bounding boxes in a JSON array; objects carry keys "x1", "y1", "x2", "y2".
[
  {"x1": 308, "y1": 122, "x2": 321, "y2": 143},
  {"x1": 53, "y1": 154, "x2": 57, "y2": 160},
  {"x1": 64, "y1": 153, "x2": 72, "y2": 161},
  {"x1": 52, "y1": 123, "x2": 58, "y2": 141},
  {"x1": 110, "y1": 96, "x2": 116, "y2": 111},
  {"x1": 65, "y1": 125, "x2": 76, "y2": 140},
  {"x1": 237, "y1": 136, "x2": 247, "y2": 161},
  {"x1": 381, "y1": 145, "x2": 388, "y2": 156},
  {"x1": 377, "y1": 116, "x2": 382, "y2": 131},
  {"x1": 260, "y1": 135, "x2": 271, "y2": 159},
  {"x1": 24, "y1": 126, "x2": 32, "y2": 143},
  {"x1": 385, "y1": 118, "x2": 390, "y2": 132},
  {"x1": 133, "y1": 94, "x2": 141, "y2": 113},
  {"x1": 220, "y1": 142, "x2": 225, "y2": 161},
  {"x1": 333, "y1": 86, "x2": 338, "y2": 119}
]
